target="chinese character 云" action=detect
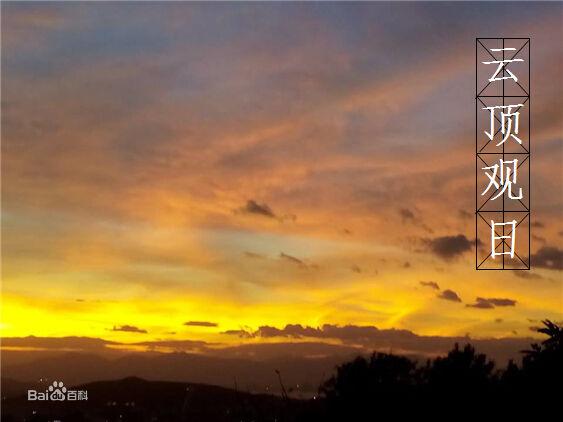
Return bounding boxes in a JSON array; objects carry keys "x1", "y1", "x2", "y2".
[{"x1": 482, "y1": 47, "x2": 523, "y2": 82}]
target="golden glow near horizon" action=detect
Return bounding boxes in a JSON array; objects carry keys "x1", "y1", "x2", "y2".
[{"x1": 1, "y1": 3, "x2": 562, "y2": 349}]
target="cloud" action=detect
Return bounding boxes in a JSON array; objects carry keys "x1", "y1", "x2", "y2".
[
  {"x1": 238, "y1": 200, "x2": 276, "y2": 218},
  {"x1": 279, "y1": 252, "x2": 308, "y2": 267},
  {"x1": 466, "y1": 298, "x2": 494, "y2": 309},
  {"x1": 351, "y1": 264, "x2": 362, "y2": 273},
  {"x1": 486, "y1": 298, "x2": 517, "y2": 307},
  {"x1": 458, "y1": 210, "x2": 472, "y2": 220},
  {"x1": 184, "y1": 321, "x2": 218, "y2": 327},
  {"x1": 220, "y1": 323, "x2": 535, "y2": 364},
  {"x1": 131, "y1": 339, "x2": 210, "y2": 351},
  {"x1": 243, "y1": 251, "x2": 265, "y2": 259},
  {"x1": 467, "y1": 297, "x2": 517, "y2": 309},
  {"x1": 221, "y1": 329, "x2": 254, "y2": 338},
  {"x1": 111, "y1": 325, "x2": 147, "y2": 334},
  {"x1": 425, "y1": 235, "x2": 473, "y2": 260},
  {"x1": 513, "y1": 271, "x2": 543, "y2": 280},
  {"x1": 531, "y1": 221, "x2": 545, "y2": 228},
  {"x1": 400, "y1": 208, "x2": 415, "y2": 221},
  {"x1": 235, "y1": 200, "x2": 296, "y2": 223},
  {"x1": 532, "y1": 234, "x2": 546, "y2": 244},
  {"x1": 420, "y1": 281, "x2": 440, "y2": 290},
  {"x1": 0, "y1": 336, "x2": 117, "y2": 351},
  {"x1": 223, "y1": 323, "x2": 417, "y2": 342},
  {"x1": 1, "y1": 3, "x2": 561, "y2": 351},
  {"x1": 437, "y1": 289, "x2": 462, "y2": 302},
  {"x1": 2, "y1": 323, "x2": 539, "y2": 369},
  {"x1": 530, "y1": 246, "x2": 563, "y2": 270},
  {"x1": 400, "y1": 208, "x2": 433, "y2": 233}
]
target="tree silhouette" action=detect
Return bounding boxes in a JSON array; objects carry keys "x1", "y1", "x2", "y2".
[
  {"x1": 319, "y1": 320, "x2": 562, "y2": 419},
  {"x1": 425, "y1": 343, "x2": 495, "y2": 390},
  {"x1": 320, "y1": 352, "x2": 419, "y2": 419},
  {"x1": 519, "y1": 319, "x2": 562, "y2": 399}
]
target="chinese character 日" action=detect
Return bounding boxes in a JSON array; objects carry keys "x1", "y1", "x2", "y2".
[{"x1": 490, "y1": 220, "x2": 517, "y2": 259}]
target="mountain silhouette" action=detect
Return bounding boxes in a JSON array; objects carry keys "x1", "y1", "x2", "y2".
[{"x1": 2, "y1": 320, "x2": 560, "y2": 421}]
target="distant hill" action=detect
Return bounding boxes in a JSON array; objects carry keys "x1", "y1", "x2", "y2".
[
  {"x1": 1, "y1": 378, "x2": 30, "y2": 398},
  {"x1": 1, "y1": 376, "x2": 322, "y2": 422},
  {"x1": 1, "y1": 349, "x2": 350, "y2": 397},
  {"x1": 1, "y1": 333, "x2": 533, "y2": 399}
]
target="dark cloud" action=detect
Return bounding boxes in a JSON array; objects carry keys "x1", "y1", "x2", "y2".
[
  {"x1": 243, "y1": 251, "x2": 266, "y2": 259},
  {"x1": 184, "y1": 321, "x2": 218, "y2": 327},
  {"x1": 2, "y1": 326, "x2": 538, "y2": 371},
  {"x1": 425, "y1": 235, "x2": 472, "y2": 260},
  {"x1": 420, "y1": 281, "x2": 440, "y2": 290},
  {"x1": 400, "y1": 208, "x2": 415, "y2": 221},
  {"x1": 279, "y1": 252, "x2": 307, "y2": 267},
  {"x1": 351, "y1": 264, "x2": 362, "y2": 273},
  {"x1": 220, "y1": 323, "x2": 534, "y2": 364},
  {"x1": 399, "y1": 209, "x2": 433, "y2": 233},
  {"x1": 458, "y1": 209, "x2": 472, "y2": 220},
  {"x1": 257, "y1": 324, "x2": 319, "y2": 338},
  {"x1": 486, "y1": 298, "x2": 517, "y2": 307},
  {"x1": 532, "y1": 234, "x2": 546, "y2": 244},
  {"x1": 0, "y1": 336, "x2": 117, "y2": 350},
  {"x1": 221, "y1": 329, "x2": 254, "y2": 338},
  {"x1": 513, "y1": 271, "x2": 543, "y2": 280},
  {"x1": 530, "y1": 246, "x2": 563, "y2": 270},
  {"x1": 495, "y1": 318, "x2": 503, "y2": 323},
  {"x1": 112, "y1": 325, "x2": 147, "y2": 334},
  {"x1": 437, "y1": 289, "x2": 462, "y2": 302},
  {"x1": 466, "y1": 298, "x2": 494, "y2": 309},
  {"x1": 467, "y1": 297, "x2": 517, "y2": 309},
  {"x1": 239, "y1": 200, "x2": 276, "y2": 218},
  {"x1": 223, "y1": 323, "x2": 417, "y2": 342},
  {"x1": 531, "y1": 221, "x2": 545, "y2": 228},
  {"x1": 131, "y1": 339, "x2": 210, "y2": 350}
]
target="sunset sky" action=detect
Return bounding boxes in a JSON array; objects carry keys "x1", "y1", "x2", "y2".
[{"x1": 1, "y1": 2, "x2": 562, "y2": 355}]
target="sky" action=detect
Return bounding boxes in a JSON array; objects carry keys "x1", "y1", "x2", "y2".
[{"x1": 1, "y1": 2, "x2": 562, "y2": 357}]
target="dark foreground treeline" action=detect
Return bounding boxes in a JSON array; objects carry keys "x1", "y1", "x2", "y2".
[
  {"x1": 2, "y1": 320, "x2": 561, "y2": 421},
  {"x1": 318, "y1": 319, "x2": 562, "y2": 420}
]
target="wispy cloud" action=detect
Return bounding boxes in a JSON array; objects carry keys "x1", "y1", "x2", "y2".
[
  {"x1": 420, "y1": 281, "x2": 440, "y2": 290},
  {"x1": 184, "y1": 321, "x2": 218, "y2": 327},
  {"x1": 111, "y1": 325, "x2": 147, "y2": 334},
  {"x1": 238, "y1": 200, "x2": 277, "y2": 219}
]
